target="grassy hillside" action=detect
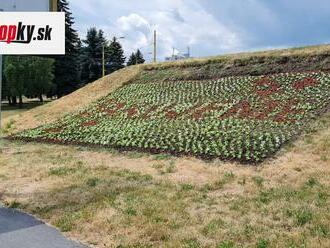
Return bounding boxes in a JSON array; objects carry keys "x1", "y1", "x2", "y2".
[
  {"x1": 1, "y1": 44, "x2": 330, "y2": 247},
  {"x1": 144, "y1": 44, "x2": 330, "y2": 71},
  {"x1": 2, "y1": 66, "x2": 141, "y2": 133},
  {"x1": 10, "y1": 71, "x2": 330, "y2": 161},
  {"x1": 1, "y1": 111, "x2": 330, "y2": 247},
  {"x1": 3, "y1": 44, "x2": 330, "y2": 135}
]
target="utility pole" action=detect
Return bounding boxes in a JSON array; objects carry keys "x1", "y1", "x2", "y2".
[
  {"x1": 102, "y1": 43, "x2": 105, "y2": 77},
  {"x1": 153, "y1": 30, "x2": 157, "y2": 63},
  {"x1": 51, "y1": 0, "x2": 58, "y2": 11}
]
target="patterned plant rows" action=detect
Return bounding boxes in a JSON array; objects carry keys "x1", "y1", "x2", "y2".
[{"x1": 13, "y1": 72, "x2": 330, "y2": 162}]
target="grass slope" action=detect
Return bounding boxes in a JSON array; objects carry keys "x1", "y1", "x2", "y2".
[
  {"x1": 12, "y1": 71, "x2": 330, "y2": 162},
  {"x1": 1, "y1": 44, "x2": 330, "y2": 247},
  {"x1": 1, "y1": 66, "x2": 141, "y2": 134},
  {"x1": 1, "y1": 111, "x2": 330, "y2": 247},
  {"x1": 3, "y1": 44, "x2": 330, "y2": 135}
]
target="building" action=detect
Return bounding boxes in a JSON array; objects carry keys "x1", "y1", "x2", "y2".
[{"x1": 165, "y1": 47, "x2": 191, "y2": 61}]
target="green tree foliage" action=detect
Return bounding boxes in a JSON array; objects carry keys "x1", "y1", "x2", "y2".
[
  {"x1": 127, "y1": 49, "x2": 145, "y2": 66},
  {"x1": 127, "y1": 52, "x2": 136, "y2": 66},
  {"x1": 25, "y1": 57, "x2": 55, "y2": 102},
  {"x1": 107, "y1": 37, "x2": 126, "y2": 73},
  {"x1": 135, "y1": 49, "x2": 145, "y2": 64},
  {"x1": 4, "y1": 56, "x2": 27, "y2": 108},
  {"x1": 1, "y1": 70, "x2": 10, "y2": 103},
  {"x1": 4, "y1": 56, "x2": 54, "y2": 107},
  {"x1": 54, "y1": 0, "x2": 81, "y2": 97},
  {"x1": 81, "y1": 28, "x2": 107, "y2": 83}
]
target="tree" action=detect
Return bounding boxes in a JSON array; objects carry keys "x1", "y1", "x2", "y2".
[
  {"x1": 126, "y1": 49, "x2": 145, "y2": 66},
  {"x1": 75, "y1": 39, "x2": 84, "y2": 86},
  {"x1": 4, "y1": 56, "x2": 27, "y2": 108},
  {"x1": 54, "y1": 0, "x2": 80, "y2": 97},
  {"x1": 25, "y1": 57, "x2": 55, "y2": 102},
  {"x1": 107, "y1": 37, "x2": 126, "y2": 73},
  {"x1": 81, "y1": 28, "x2": 107, "y2": 83},
  {"x1": 127, "y1": 52, "x2": 136, "y2": 66},
  {"x1": 1, "y1": 64, "x2": 10, "y2": 104},
  {"x1": 135, "y1": 49, "x2": 145, "y2": 64},
  {"x1": 4, "y1": 56, "x2": 55, "y2": 107}
]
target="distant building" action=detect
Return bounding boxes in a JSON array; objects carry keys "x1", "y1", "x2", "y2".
[{"x1": 165, "y1": 47, "x2": 192, "y2": 61}]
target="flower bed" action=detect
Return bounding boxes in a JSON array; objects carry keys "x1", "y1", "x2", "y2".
[{"x1": 12, "y1": 72, "x2": 330, "y2": 162}]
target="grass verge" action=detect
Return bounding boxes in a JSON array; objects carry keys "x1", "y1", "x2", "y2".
[{"x1": 0, "y1": 111, "x2": 329, "y2": 247}]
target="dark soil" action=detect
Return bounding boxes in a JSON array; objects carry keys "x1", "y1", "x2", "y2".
[{"x1": 292, "y1": 78, "x2": 319, "y2": 90}]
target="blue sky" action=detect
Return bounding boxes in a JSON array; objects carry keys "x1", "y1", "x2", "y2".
[{"x1": 69, "y1": 0, "x2": 330, "y2": 62}]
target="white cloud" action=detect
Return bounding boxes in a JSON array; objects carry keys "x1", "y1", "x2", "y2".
[
  {"x1": 117, "y1": 14, "x2": 150, "y2": 33},
  {"x1": 70, "y1": 0, "x2": 243, "y2": 61},
  {"x1": 70, "y1": 0, "x2": 330, "y2": 59}
]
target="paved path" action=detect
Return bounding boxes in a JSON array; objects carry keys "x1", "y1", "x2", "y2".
[{"x1": 0, "y1": 207, "x2": 87, "y2": 248}]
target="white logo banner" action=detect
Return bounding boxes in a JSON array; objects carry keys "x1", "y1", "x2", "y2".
[{"x1": 0, "y1": 12, "x2": 65, "y2": 55}]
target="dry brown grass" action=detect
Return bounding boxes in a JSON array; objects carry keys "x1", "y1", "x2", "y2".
[
  {"x1": 143, "y1": 44, "x2": 330, "y2": 70},
  {"x1": 0, "y1": 112, "x2": 329, "y2": 247},
  {"x1": 1, "y1": 44, "x2": 330, "y2": 247}
]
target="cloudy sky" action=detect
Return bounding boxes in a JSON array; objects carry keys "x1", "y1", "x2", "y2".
[{"x1": 69, "y1": 0, "x2": 330, "y2": 62}]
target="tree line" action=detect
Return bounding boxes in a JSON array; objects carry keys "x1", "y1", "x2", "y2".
[{"x1": 1, "y1": 0, "x2": 145, "y2": 108}]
